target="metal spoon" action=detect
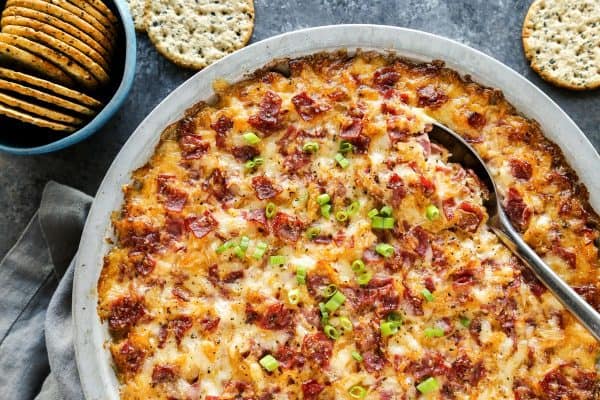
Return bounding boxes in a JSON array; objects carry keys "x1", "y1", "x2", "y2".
[{"x1": 429, "y1": 122, "x2": 600, "y2": 341}]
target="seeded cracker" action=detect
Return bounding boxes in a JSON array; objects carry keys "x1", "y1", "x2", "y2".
[
  {"x1": 522, "y1": 0, "x2": 600, "y2": 90},
  {"x1": 0, "y1": 91, "x2": 82, "y2": 124},
  {"x1": 146, "y1": 0, "x2": 254, "y2": 70},
  {"x1": 0, "y1": 42, "x2": 74, "y2": 86},
  {"x1": 124, "y1": 0, "x2": 148, "y2": 31},
  {"x1": 0, "y1": 103, "x2": 76, "y2": 131}
]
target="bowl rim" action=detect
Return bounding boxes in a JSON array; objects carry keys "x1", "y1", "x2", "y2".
[
  {"x1": 0, "y1": 0, "x2": 137, "y2": 156},
  {"x1": 73, "y1": 24, "x2": 600, "y2": 400}
]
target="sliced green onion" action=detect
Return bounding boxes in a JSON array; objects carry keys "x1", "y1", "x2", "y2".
[
  {"x1": 296, "y1": 266, "x2": 307, "y2": 285},
  {"x1": 375, "y1": 243, "x2": 395, "y2": 258},
  {"x1": 421, "y1": 288, "x2": 435, "y2": 302},
  {"x1": 380, "y1": 321, "x2": 401, "y2": 337},
  {"x1": 416, "y1": 377, "x2": 439, "y2": 394},
  {"x1": 319, "y1": 302, "x2": 329, "y2": 325},
  {"x1": 382, "y1": 217, "x2": 395, "y2": 229},
  {"x1": 339, "y1": 140, "x2": 354, "y2": 154},
  {"x1": 335, "y1": 210, "x2": 349, "y2": 222},
  {"x1": 372, "y1": 216, "x2": 395, "y2": 230},
  {"x1": 459, "y1": 316, "x2": 471, "y2": 328},
  {"x1": 252, "y1": 241, "x2": 268, "y2": 260},
  {"x1": 288, "y1": 288, "x2": 300, "y2": 305},
  {"x1": 302, "y1": 141, "x2": 319, "y2": 153},
  {"x1": 351, "y1": 350, "x2": 363, "y2": 362},
  {"x1": 324, "y1": 324, "x2": 340, "y2": 340},
  {"x1": 253, "y1": 156, "x2": 264, "y2": 166},
  {"x1": 424, "y1": 327, "x2": 445, "y2": 338},
  {"x1": 269, "y1": 255, "x2": 286, "y2": 266},
  {"x1": 316, "y1": 193, "x2": 331, "y2": 205},
  {"x1": 324, "y1": 291, "x2": 346, "y2": 313},
  {"x1": 306, "y1": 226, "x2": 321, "y2": 239},
  {"x1": 339, "y1": 316, "x2": 353, "y2": 332},
  {"x1": 335, "y1": 153, "x2": 350, "y2": 169},
  {"x1": 259, "y1": 354, "x2": 279, "y2": 372},
  {"x1": 426, "y1": 204, "x2": 440, "y2": 221},
  {"x1": 380, "y1": 205, "x2": 393, "y2": 217},
  {"x1": 321, "y1": 204, "x2": 332, "y2": 218},
  {"x1": 351, "y1": 259, "x2": 366, "y2": 273},
  {"x1": 348, "y1": 385, "x2": 367, "y2": 399},
  {"x1": 234, "y1": 245, "x2": 246, "y2": 258},
  {"x1": 244, "y1": 160, "x2": 256, "y2": 170},
  {"x1": 323, "y1": 284, "x2": 338, "y2": 298},
  {"x1": 243, "y1": 132, "x2": 261, "y2": 145},
  {"x1": 216, "y1": 240, "x2": 234, "y2": 254},
  {"x1": 239, "y1": 236, "x2": 250, "y2": 251},
  {"x1": 367, "y1": 208, "x2": 379, "y2": 219},
  {"x1": 265, "y1": 202, "x2": 276, "y2": 219},
  {"x1": 346, "y1": 201, "x2": 360, "y2": 216},
  {"x1": 357, "y1": 271, "x2": 372, "y2": 286},
  {"x1": 386, "y1": 311, "x2": 403, "y2": 323}
]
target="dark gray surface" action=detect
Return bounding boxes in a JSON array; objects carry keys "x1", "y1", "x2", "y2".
[{"x1": 0, "y1": 0, "x2": 598, "y2": 258}]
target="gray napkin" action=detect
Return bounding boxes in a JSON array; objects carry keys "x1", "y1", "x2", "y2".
[{"x1": 0, "y1": 181, "x2": 92, "y2": 400}]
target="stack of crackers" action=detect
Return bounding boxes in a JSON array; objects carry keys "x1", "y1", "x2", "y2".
[
  {"x1": 128, "y1": 0, "x2": 254, "y2": 69},
  {"x1": 0, "y1": 0, "x2": 118, "y2": 132}
]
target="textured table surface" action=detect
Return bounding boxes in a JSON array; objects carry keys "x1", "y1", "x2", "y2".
[{"x1": 0, "y1": 0, "x2": 598, "y2": 258}]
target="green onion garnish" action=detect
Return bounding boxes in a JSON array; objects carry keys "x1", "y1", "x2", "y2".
[
  {"x1": 386, "y1": 311, "x2": 402, "y2": 323},
  {"x1": 216, "y1": 240, "x2": 234, "y2": 254},
  {"x1": 367, "y1": 208, "x2": 379, "y2": 219},
  {"x1": 421, "y1": 288, "x2": 435, "y2": 302},
  {"x1": 269, "y1": 255, "x2": 286, "y2": 266},
  {"x1": 296, "y1": 266, "x2": 307, "y2": 285},
  {"x1": 357, "y1": 271, "x2": 372, "y2": 286},
  {"x1": 416, "y1": 377, "x2": 439, "y2": 394},
  {"x1": 335, "y1": 153, "x2": 350, "y2": 169},
  {"x1": 424, "y1": 327, "x2": 445, "y2": 338},
  {"x1": 288, "y1": 288, "x2": 300, "y2": 305},
  {"x1": 319, "y1": 302, "x2": 329, "y2": 325},
  {"x1": 253, "y1": 157, "x2": 264, "y2": 166},
  {"x1": 234, "y1": 245, "x2": 245, "y2": 258},
  {"x1": 239, "y1": 236, "x2": 250, "y2": 250},
  {"x1": 265, "y1": 202, "x2": 276, "y2": 219},
  {"x1": 324, "y1": 291, "x2": 346, "y2": 313},
  {"x1": 339, "y1": 316, "x2": 353, "y2": 332},
  {"x1": 426, "y1": 204, "x2": 440, "y2": 221},
  {"x1": 316, "y1": 193, "x2": 330, "y2": 205},
  {"x1": 335, "y1": 210, "x2": 349, "y2": 222},
  {"x1": 324, "y1": 324, "x2": 340, "y2": 340},
  {"x1": 459, "y1": 316, "x2": 471, "y2": 328},
  {"x1": 243, "y1": 132, "x2": 261, "y2": 145},
  {"x1": 302, "y1": 141, "x2": 319, "y2": 153},
  {"x1": 382, "y1": 217, "x2": 395, "y2": 229},
  {"x1": 372, "y1": 216, "x2": 395, "y2": 230},
  {"x1": 351, "y1": 259, "x2": 365, "y2": 273},
  {"x1": 380, "y1": 205, "x2": 393, "y2": 217},
  {"x1": 252, "y1": 241, "x2": 268, "y2": 259},
  {"x1": 375, "y1": 243, "x2": 395, "y2": 258},
  {"x1": 259, "y1": 354, "x2": 279, "y2": 372},
  {"x1": 306, "y1": 226, "x2": 321, "y2": 239},
  {"x1": 380, "y1": 320, "x2": 401, "y2": 337},
  {"x1": 348, "y1": 385, "x2": 367, "y2": 399},
  {"x1": 244, "y1": 160, "x2": 256, "y2": 170},
  {"x1": 339, "y1": 140, "x2": 354, "y2": 154},
  {"x1": 351, "y1": 350, "x2": 363, "y2": 362},
  {"x1": 346, "y1": 201, "x2": 360, "y2": 216},
  {"x1": 321, "y1": 204, "x2": 332, "y2": 218},
  {"x1": 323, "y1": 284, "x2": 338, "y2": 298}
]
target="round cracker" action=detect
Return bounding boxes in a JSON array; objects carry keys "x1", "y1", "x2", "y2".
[
  {"x1": 0, "y1": 32, "x2": 99, "y2": 90},
  {"x1": 1, "y1": 15, "x2": 110, "y2": 71},
  {"x1": 2, "y1": 6, "x2": 111, "y2": 60},
  {"x1": 522, "y1": 0, "x2": 600, "y2": 90},
  {"x1": 46, "y1": 0, "x2": 117, "y2": 41},
  {"x1": 0, "y1": 41, "x2": 74, "y2": 86},
  {"x1": 63, "y1": 0, "x2": 116, "y2": 31},
  {"x1": 0, "y1": 103, "x2": 76, "y2": 131},
  {"x1": 83, "y1": 0, "x2": 118, "y2": 25},
  {"x1": 2, "y1": 25, "x2": 110, "y2": 85},
  {"x1": 0, "y1": 91, "x2": 82, "y2": 124},
  {"x1": 125, "y1": 0, "x2": 149, "y2": 31},
  {"x1": 0, "y1": 67, "x2": 102, "y2": 108},
  {"x1": 6, "y1": 0, "x2": 114, "y2": 54},
  {"x1": 0, "y1": 78, "x2": 96, "y2": 116},
  {"x1": 146, "y1": 0, "x2": 254, "y2": 70}
]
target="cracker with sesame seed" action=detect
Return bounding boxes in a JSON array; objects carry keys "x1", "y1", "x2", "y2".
[
  {"x1": 124, "y1": 0, "x2": 149, "y2": 31},
  {"x1": 522, "y1": 0, "x2": 600, "y2": 90},
  {"x1": 145, "y1": 0, "x2": 254, "y2": 70}
]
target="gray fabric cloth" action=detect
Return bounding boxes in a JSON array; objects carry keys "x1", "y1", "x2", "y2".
[{"x1": 0, "y1": 181, "x2": 92, "y2": 400}]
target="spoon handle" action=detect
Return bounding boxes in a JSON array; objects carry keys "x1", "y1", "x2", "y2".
[{"x1": 490, "y1": 209, "x2": 600, "y2": 341}]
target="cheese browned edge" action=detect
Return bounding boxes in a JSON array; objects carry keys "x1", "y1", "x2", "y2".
[{"x1": 98, "y1": 51, "x2": 600, "y2": 400}]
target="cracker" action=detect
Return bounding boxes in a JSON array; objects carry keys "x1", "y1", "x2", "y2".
[
  {"x1": 6, "y1": 0, "x2": 114, "y2": 54},
  {"x1": 2, "y1": 25, "x2": 110, "y2": 85},
  {"x1": 46, "y1": 0, "x2": 116, "y2": 41},
  {"x1": 0, "y1": 15, "x2": 110, "y2": 71},
  {"x1": 146, "y1": 0, "x2": 254, "y2": 70},
  {"x1": 82, "y1": 0, "x2": 118, "y2": 25},
  {"x1": 63, "y1": 0, "x2": 116, "y2": 31},
  {"x1": 2, "y1": 6, "x2": 111, "y2": 61},
  {"x1": 0, "y1": 32, "x2": 99, "y2": 89},
  {"x1": 0, "y1": 102, "x2": 76, "y2": 131},
  {"x1": 0, "y1": 77, "x2": 96, "y2": 115},
  {"x1": 0, "y1": 41, "x2": 74, "y2": 86},
  {"x1": 0, "y1": 67, "x2": 102, "y2": 107},
  {"x1": 522, "y1": 0, "x2": 600, "y2": 90},
  {"x1": 125, "y1": 0, "x2": 148, "y2": 31},
  {"x1": 0, "y1": 91, "x2": 82, "y2": 124}
]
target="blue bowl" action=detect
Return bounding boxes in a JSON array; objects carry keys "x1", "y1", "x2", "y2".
[{"x1": 0, "y1": 0, "x2": 136, "y2": 155}]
